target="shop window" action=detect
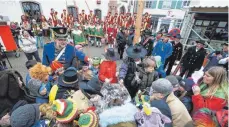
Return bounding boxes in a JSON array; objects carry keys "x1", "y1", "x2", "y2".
[
  {"x1": 182, "y1": 0, "x2": 190, "y2": 7},
  {"x1": 67, "y1": 6, "x2": 78, "y2": 21},
  {"x1": 145, "y1": 1, "x2": 152, "y2": 8},
  {"x1": 191, "y1": 20, "x2": 228, "y2": 41},
  {"x1": 162, "y1": 0, "x2": 172, "y2": 9},
  {"x1": 21, "y1": 2, "x2": 41, "y2": 22}
]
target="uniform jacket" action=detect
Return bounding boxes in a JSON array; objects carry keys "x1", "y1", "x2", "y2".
[
  {"x1": 152, "y1": 41, "x2": 173, "y2": 64},
  {"x1": 181, "y1": 46, "x2": 206, "y2": 70},
  {"x1": 166, "y1": 92, "x2": 193, "y2": 127},
  {"x1": 99, "y1": 61, "x2": 117, "y2": 83},
  {"x1": 192, "y1": 84, "x2": 227, "y2": 112},
  {"x1": 168, "y1": 41, "x2": 183, "y2": 61},
  {"x1": 42, "y1": 42, "x2": 87, "y2": 68},
  {"x1": 99, "y1": 103, "x2": 137, "y2": 127}
]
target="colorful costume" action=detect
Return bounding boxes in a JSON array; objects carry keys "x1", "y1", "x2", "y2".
[
  {"x1": 72, "y1": 29, "x2": 86, "y2": 45},
  {"x1": 94, "y1": 25, "x2": 104, "y2": 47}
]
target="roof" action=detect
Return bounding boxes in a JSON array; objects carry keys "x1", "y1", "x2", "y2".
[{"x1": 189, "y1": 0, "x2": 228, "y2": 8}]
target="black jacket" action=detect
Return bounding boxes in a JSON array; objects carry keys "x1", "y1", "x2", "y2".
[
  {"x1": 168, "y1": 41, "x2": 183, "y2": 61},
  {"x1": 116, "y1": 32, "x2": 127, "y2": 48},
  {"x1": 181, "y1": 46, "x2": 206, "y2": 70}
]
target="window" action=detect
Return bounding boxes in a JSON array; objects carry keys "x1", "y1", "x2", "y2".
[
  {"x1": 21, "y1": 2, "x2": 41, "y2": 22},
  {"x1": 162, "y1": 0, "x2": 172, "y2": 9},
  {"x1": 67, "y1": 6, "x2": 78, "y2": 21},
  {"x1": 145, "y1": 1, "x2": 152, "y2": 8},
  {"x1": 182, "y1": 0, "x2": 190, "y2": 7},
  {"x1": 94, "y1": 9, "x2": 102, "y2": 20}
]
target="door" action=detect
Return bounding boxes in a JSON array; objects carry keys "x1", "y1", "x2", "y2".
[
  {"x1": 67, "y1": 6, "x2": 78, "y2": 21},
  {"x1": 94, "y1": 9, "x2": 102, "y2": 20}
]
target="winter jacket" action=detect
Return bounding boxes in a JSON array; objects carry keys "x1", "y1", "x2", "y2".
[
  {"x1": 19, "y1": 37, "x2": 37, "y2": 53},
  {"x1": 166, "y1": 92, "x2": 193, "y2": 127},
  {"x1": 99, "y1": 103, "x2": 137, "y2": 127},
  {"x1": 152, "y1": 41, "x2": 173, "y2": 64},
  {"x1": 135, "y1": 107, "x2": 171, "y2": 127},
  {"x1": 116, "y1": 31, "x2": 127, "y2": 48},
  {"x1": 181, "y1": 46, "x2": 206, "y2": 70},
  {"x1": 192, "y1": 83, "x2": 228, "y2": 112},
  {"x1": 138, "y1": 67, "x2": 159, "y2": 91},
  {"x1": 167, "y1": 41, "x2": 183, "y2": 61},
  {"x1": 99, "y1": 61, "x2": 117, "y2": 83},
  {"x1": 127, "y1": 34, "x2": 134, "y2": 46}
]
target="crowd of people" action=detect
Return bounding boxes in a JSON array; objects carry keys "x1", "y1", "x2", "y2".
[{"x1": 0, "y1": 8, "x2": 228, "y2": 127}]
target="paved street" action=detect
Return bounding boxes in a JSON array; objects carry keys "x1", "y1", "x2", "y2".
[{"x1": 5, "y1": 41, "x2": 124, "y2": 81}]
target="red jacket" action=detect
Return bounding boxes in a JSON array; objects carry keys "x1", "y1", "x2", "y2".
[
  {"x1": 192, "y1": 94, "x2": 227, "y2": 112},
  {"x1": 99, "y1": 61, "x2": 117, "y2": 83}
]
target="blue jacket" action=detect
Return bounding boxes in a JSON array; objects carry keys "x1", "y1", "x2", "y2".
[
  {"x1": 42, "y1": 42, "x2": 87, "y2": 68},
  {"x1": 152, "y1": 41, "x2": 173, "y2": 64}
]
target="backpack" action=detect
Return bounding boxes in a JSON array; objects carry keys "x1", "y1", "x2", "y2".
[
  {"x1": 0, "y1": 70, "x2": 35, "y2": 118},
  {"x1": 193, "y1": 108, "x2": 228, "y2": 127}
]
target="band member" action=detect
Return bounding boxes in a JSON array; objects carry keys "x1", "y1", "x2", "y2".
[
  {"x1": 61, "y1": 9, "x2": 68, "y2": 27},
  {"x1": 94, "y1": 22, "x2": 104, "y2": 47},
  {"x1": 106, "y1": 12, "x2": 112, "y2": 23},
  {"x1": 50, "y1": 8, "x2": 58, "y2": 27},
  {"x1": 107, "y1": 24, "x2": 115, "y2": 48},
  {"x1": 80, "y1": 10, "x2": 87, "y2": 25},
  {"x1": 87, "y1": 10, "x2": 95, "y2": 22},
  {"x1": 67, "y1": 14, "x2": 74, "y2": 28}
]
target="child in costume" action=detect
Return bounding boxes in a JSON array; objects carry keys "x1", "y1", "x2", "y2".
[
  {"x1": 27, "y1": 63, "x2": 52, "y2": 104},
  {"x1": 90, "y1": 57, "x2": 101, "y2": 77}
]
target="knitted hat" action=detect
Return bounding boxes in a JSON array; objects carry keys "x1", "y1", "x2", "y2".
[
  {"x1": 78, "y1": 111, "x2": 99, "y2": 127},
  {"x1": 50, "y1": 60, "x2": 63, "y2": 72},
  {"x1": 150, "y1": 79, "x2": 173, "y2": 96},
  {"x1": 182, "y1": 78, "x2": 195, "y2": 91},
  {"x1": 166, "y1": 75, "x2": 179, "y2": 88},
  {"x1": 10, "y1": 104, "x2": 40, "y2": 127},
  {"x1": 52, "y1": 99, "x2": 78, "y2": 123}
]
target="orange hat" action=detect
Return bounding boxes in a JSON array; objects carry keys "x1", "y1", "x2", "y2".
[{"x1": 50, "y1": 61, "x2": 63, "y2": 72}]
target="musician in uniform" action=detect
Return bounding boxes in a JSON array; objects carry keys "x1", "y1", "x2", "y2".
[
  {"x1": 42, "y1": 27, "x2": 89, "y2": 68},
  {"x1": 107, "y1": 24, "x2": 115, "y2": 48},
  {"x1": 50, "y1": 8, "x2": 58, "y2": 27},
  {"x1": 61, "y1": 9, "x2": 68, "y2": 27},
  {"x1": 179, "y1": 40, "x2": 206, "y2": 78},
  {"x1": 164, "y1": 34, "x2": 183, "y2": 75}
]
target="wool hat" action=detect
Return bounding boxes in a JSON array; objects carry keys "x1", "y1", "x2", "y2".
[
  {"x1": 182, "y1": 78, "x2": 195, "y2": 91},
  {"x1": 52, "y1": 99, "x2": 78, "y2": 123},
  {"x1": 50, "y1": 60, "x2": 63, "y2": 72},
  {"x1": 150, "y1": 79, "x2": 173, "y2": 96},
  {"x1": 166, "y1": 75, "x2": 179, "y2": 88},
  {"x1": 10, "y1": 104, "x2": 40, "y2": 127},
  {"x1": 9, "y1": 100, "x2": 28, "y2": 115},
  {"x1": 103, "y1": 48, "x2": 118, "y2": 61},
  {"x1": 78, "y1": 111, "x2": 99, "y2": 127}
]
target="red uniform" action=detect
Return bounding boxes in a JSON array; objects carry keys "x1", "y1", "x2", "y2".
[
  {"x1": 50, "y1": 11, "x2": 58, "y2": 27},
  {"x1": 107, "y1": 27, "x2": 115, "y2": 44}
]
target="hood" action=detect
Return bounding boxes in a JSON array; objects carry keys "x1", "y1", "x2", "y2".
[
  {"x1": 99, "y1": 103, "x2": 138, "y2": 127},
  {"x1": 27, "y1": 78, "x2": 42, "y2": 97}
]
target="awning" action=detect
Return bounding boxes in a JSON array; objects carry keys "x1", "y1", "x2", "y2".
[{"x1": 189, "y1": 6, "x2": 228, "y2": 14}]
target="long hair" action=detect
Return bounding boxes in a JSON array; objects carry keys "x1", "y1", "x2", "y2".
[
  {"x1": 39, "y1": 103, "x2": 57, "y2": 120},
  {"x1": 204, "y1": 66, "x2": 228, "y2": 99}
]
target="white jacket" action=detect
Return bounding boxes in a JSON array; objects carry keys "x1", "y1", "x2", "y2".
[{"x1": 19, "y1": 37, "x2": 37, "y2": 53}]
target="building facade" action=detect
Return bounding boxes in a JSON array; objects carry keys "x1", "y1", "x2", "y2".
[
  {"x1": 134, "y1": 0, "x2": 191, "y2": 33},
  {"x1": 181, "y1": 0, "x2": 228, "y2": 50},
  {"x1": 0, "y1": 0, "x2": 133, "y2": 23}
]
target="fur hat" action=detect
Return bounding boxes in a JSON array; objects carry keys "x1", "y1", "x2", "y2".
[
  {"x1": 10, "y1": 104, "x2": 40, "y2": 127},
  {"x1": 95, "y1": 83, "x2": 131, "y2": 113},
  {"x1": 150, "y1": 79, "x2": 173, "y2": 96},
  {"x1": 78, "y1": 111, "x2": 99, "y2": 127},
  {"x1": 52, "y1": 99, "x2": 78, "y2": 123}
]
